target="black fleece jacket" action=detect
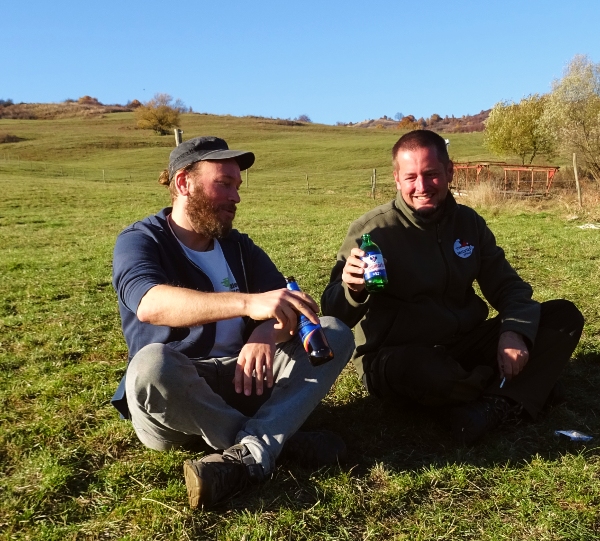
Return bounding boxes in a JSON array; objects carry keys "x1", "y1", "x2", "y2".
[{"x1": 322, "y1": 193, "x2": 540, "y2": 382}]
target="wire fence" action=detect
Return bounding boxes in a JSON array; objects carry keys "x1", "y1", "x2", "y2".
[{"x1": 0, "y1": 153, "x2": 397, "y2": 199}]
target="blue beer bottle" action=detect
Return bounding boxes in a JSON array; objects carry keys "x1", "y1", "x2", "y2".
[{"x1": 285, "y1": 277, "x2": 334, "y2": 366}]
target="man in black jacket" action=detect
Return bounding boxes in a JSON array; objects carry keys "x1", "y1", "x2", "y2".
[
  {"x1": 112, "y1": 136, "x2": 354, "y2": 508},
  {"x1": 322, "y1": 130, "x2": 583, "y2": 444}
]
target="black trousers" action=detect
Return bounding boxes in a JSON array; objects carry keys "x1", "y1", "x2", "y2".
[{"x1": 365, "y1": 300, "x2": 584, "y2": 419}]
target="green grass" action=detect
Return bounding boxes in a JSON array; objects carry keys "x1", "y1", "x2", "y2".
[{"x1": 1, "y1": 113, "x2": 599, "y2": 540}]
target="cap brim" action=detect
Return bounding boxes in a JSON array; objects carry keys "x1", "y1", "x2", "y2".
[{"x1": 200, "y1": 149, "x2": 255, "y2": 171}]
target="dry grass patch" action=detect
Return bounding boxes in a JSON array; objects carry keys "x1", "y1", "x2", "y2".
[{"x1": 0, "y1": 101, "x2": 132, "y2": 120}]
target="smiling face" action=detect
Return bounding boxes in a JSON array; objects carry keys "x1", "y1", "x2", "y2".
[
  {"x1": 185, "y1": 159, "x2": 242, "y2": 239},
  {"x1": 393, "y1": 146, "x2": 453, "y2": 216}
]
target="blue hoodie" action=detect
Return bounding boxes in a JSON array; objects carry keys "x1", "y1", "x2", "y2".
[{"x1": 111, "y1": 207, "x2": 286, "y2": 418}]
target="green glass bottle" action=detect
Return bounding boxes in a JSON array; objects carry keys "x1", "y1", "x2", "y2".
[{"x1": 360, "y1": 233, "x2": 388, "y2": 292}]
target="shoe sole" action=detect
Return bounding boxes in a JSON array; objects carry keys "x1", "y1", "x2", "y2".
[{"x1": 183, "y1": 460, "x2": 203, "y2": 509}]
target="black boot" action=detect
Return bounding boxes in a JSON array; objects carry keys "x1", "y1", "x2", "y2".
[{"x1": 450, "y1": 396, "x2": 523, "y2": 445}]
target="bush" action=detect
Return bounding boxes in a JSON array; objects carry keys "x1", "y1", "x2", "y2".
[
  {"x1": 135, "y1": 93, "x2": 185, "y2": 135},
  {"x1": 0, "y1": 133, "x2": 22, "y2": 143},
  {"x1": 77, "y1": 96, "x2": 102, "y2": 106},
  {"x1": 295, "y1": 114, "x2": 312, "y2": 123}
]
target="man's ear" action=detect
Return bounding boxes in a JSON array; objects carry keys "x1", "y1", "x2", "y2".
[
  {"x1": 446, "y1": 160, "x2": 454, "y2": 183},
  {"x1": 393, "y1": 169, "x2": 401, "y2": 190},
  {"x1": 173, "y1": 169, "x2": 191, "y2": 197}
]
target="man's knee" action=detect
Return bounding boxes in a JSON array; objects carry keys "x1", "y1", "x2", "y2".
[
  {"x1": 127, "y1": 343, "x2": 194, "y2": 393},
  {"x1": 540, "y1": 299, "x2": 585, "y2": 339},
  {"x1": 319, "y1": 316, "x2": 355, "y2": 366}
]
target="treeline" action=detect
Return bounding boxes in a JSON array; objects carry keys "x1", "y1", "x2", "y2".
[{"x1": 483, "y1": 55, "x2": 600, "y2": 181}]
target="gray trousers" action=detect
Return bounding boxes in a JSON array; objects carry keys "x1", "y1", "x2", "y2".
[{"x1": 125, "y1": 317, "x2": 354, "y2": 475}]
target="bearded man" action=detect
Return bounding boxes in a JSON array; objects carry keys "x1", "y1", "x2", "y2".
[
  {"x1": 322, "y1": 130, "x2": 583, "y2": 445},
  {"x1": 111, "y1": 136, "x2": 354, "y2": 508}
]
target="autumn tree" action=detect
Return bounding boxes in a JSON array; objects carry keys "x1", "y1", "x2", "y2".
[
  {"x1": 483, "y1": 94, "x2": 555, "y2": 164},
  {"x1": 397, "y1": 115, "x2": 420, "y2": 131},
  {"x1": 135, "y1": 93, "x2": 186, "y2": 135},
  {"x1": 542, "y1": 55, "x2": 600, "y2": 181}
]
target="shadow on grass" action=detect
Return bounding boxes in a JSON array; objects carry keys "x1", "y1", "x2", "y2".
[{"x1": 217, "y1": 349, "x2": 600, "y2": 513}]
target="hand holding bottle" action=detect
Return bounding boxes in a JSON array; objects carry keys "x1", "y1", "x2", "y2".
[
  {"x1": 341, "y1": 234, "x2": 388, "y2": 294},
  {"x1": 341, "y1": 247, "x2": 369, "y2": 293}
]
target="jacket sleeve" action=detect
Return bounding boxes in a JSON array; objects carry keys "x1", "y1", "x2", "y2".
[
  {"x1": 321, "y1": 220, "x2": 370, "y2": 329},
  {"x1": 112, "y1": 226, "x2": 167, "y2": 315},
  {"x1": 475, "y1": 216, "x2": 540, "y2": 345}
]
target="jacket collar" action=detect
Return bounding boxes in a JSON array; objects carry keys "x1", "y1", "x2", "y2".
[{"x1": 394, "y1": 191, "x2": 457, "y2": 229}]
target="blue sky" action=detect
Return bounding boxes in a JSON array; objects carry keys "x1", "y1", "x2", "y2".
[{"x1": 2, "y1": 0, "x2": 598, "y2": 125}]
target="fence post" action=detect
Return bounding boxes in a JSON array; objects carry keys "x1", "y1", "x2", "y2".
[
  {"x1": 573, "y1": 153, "x2": 582, "y2": 209},
  {"x1": 174, "y1": 129, "x2": 183, "y2": 146},
  {"x1": 371, "y1": 168, "x2": 377, "y2": 199},
  {"x1": 306, "y1": 173, "x2": 310, "y2": 195}
]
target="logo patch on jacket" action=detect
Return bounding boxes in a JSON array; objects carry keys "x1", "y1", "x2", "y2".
[{"x1": 453, "y1": 239, "x2": 474, "y2": 258}]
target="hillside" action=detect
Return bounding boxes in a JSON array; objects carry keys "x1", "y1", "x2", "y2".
[
  {"x1": 0, "y1": 96, "x2": 136, "y2": 120},
  {"x1": 0, "y1": 110, "x2": 598, "y2": 540},
  {"x1": 349, "y1": 109, "x2": 490, "y2": 132}
]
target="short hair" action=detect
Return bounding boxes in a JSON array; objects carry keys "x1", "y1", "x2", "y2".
[{"x1": 392, "y1": 130, "x2": 450, "y2": 169}]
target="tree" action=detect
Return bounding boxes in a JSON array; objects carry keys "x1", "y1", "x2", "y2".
[
  {"x1": 394, "y1": 112, "x2": 404, "y2": 121},
  {"x1": 543, "y1": 55, "x2": 600, "y2": 181},
  {"x1": 295, "y1": 114, "x2": 312, "y2": 123},
  {"x1": 397, "y1": 115, "x2": 420, "y2": 131},
  {"x1": 483, "y1": 94, "x2": 555, "y2": 165},
  {"x1": 135, "y1": 93, "x2": 185, "y2": 135}
]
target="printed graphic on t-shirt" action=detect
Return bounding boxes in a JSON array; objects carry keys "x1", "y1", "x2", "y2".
[
  {"x1": 221, "y1": 277, "x2": 239, "y2": 292},
  {"x1": 454, "y1": 239, "x2": 474, "y2": 258}
]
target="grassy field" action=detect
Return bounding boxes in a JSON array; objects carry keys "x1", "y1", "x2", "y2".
[{"x1": 1, "y1": 113, "x2": 599, "y2": 540}]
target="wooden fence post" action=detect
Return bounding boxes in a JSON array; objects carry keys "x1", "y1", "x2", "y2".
[
  {"x1": 371, "y1": 168, "x2": 377, "y2": 199},
  {"x1": 573, "y1": 153, "x2": 582, "y2": 209},
  {"x1": 174, "y1": 129, "x2": 183, "y2": 146},
  {"x1": 306, "y1": 173, "x2": 310, "y2": 195}
]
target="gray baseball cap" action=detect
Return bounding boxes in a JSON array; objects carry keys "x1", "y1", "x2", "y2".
[{"x1": 168, "y1": 136, "x2": 255, "y2": 179}]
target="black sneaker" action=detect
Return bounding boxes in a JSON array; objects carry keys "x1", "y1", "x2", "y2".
[
  {"x1": 450, "y1": 396, "x2": 523, "y2": 445},
  {"x1": 183, "y1": 443, "x2": 263, "y2": 509},
  {"x1": 279, "y1": 430, "x2": 347, "y2": 467}
]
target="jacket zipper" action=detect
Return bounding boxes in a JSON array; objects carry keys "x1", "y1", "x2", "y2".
[{"x1": 437, "y1": 222, "x2": 460, "y2": 335}]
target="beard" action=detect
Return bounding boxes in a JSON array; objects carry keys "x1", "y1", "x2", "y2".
[{"x1": 185, "y1": 185, "x2": 236, "y2": 240}]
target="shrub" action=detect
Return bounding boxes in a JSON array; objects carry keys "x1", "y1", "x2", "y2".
[
  {"x1": 0, "y1": 133, "x2": 23, "y2": 143},
  {"x1": 78, "y1": 96, "x2": 102, "y2": 106},
  {"x1": 135, "y1": 93, "x2": 185, "y2": 135}
]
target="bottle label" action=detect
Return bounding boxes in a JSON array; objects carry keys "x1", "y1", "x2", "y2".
[
  {"x1": 362, "y1": 252, "x2": 386, "y2": 280},
  {"x1": 297, "y1": 317, "x2": 323, "y2": 352}
]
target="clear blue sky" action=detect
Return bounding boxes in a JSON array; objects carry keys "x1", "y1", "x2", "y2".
[{"x1": 2, "y1": 0, "x2": 598, "y2": 125}]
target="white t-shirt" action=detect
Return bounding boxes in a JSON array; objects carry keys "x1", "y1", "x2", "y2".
[{"x1": 174, "y1": 234, "x2": 245, "y2": 357}]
